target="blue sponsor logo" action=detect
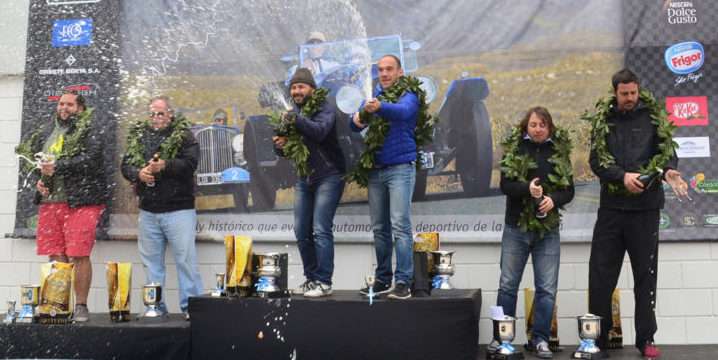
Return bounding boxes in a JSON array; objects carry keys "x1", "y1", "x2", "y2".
[
  {"x1": 664, "y1": 41, "x2": 704, "y2": 75},
  {"x1": 52, "y1": 18, "x2": 93, "y2": 47}
]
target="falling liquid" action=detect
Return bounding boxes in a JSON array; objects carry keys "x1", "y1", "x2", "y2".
[{"x1": 257, "y1": 331, "x2": 264, "y2": 340}]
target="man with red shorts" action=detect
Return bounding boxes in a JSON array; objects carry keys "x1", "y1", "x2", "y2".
[{"x1": 18, "y1": 90, "x2": 108, "y2": 322}]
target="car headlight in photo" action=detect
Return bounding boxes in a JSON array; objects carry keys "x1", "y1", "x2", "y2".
[{"x1": 417, "y1": 75, "x2": 437, "y2": 104}]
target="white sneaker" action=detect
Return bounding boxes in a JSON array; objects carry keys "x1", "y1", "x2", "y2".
[
  {"x1": 304, "y1": 282, "x2": 332, "y2": 297},
  {"x1": 293, "y1": 279, "x2": 316, "y2": 295}
]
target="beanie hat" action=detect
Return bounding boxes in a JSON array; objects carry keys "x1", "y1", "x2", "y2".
[{"x1": 289, "y1": 68, "x2": 317, "y2": 88}]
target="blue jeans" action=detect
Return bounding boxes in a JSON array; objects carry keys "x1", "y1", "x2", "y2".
[
  {"x1": 294, "y1": 174, "x2": 345, "y2": 285},
  {"x1": 138, "y1": 209, "x2": 204, "y2": 312},
  {"x1": 497, "y1": 224, "x2": 560, "y2": 344},
  {"x1": 368, "y1": 162, "x2": 416, "y2": 285}
]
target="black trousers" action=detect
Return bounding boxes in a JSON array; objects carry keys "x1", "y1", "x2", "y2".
[{"x1": 588, "y1": 208, "x2": 659, "y2": 349}]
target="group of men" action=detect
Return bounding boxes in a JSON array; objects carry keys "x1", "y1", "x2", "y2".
[{"x1": 24, "y1": 46, "x2": 684, "y2": 356}]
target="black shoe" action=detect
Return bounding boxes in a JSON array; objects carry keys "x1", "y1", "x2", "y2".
[
  {"x1": 387, "y1": 282, "x2": 412, "y2": 300},
  {"x1": 359, "y1": 280, "x2": 391, "y2": 296}
]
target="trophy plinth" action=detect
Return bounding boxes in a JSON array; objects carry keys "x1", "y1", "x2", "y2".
[
  {"x1": 572, "y1": 314, "x2": 603, "y2": 359},
  {"x1": 211, "y1": 273, "x2": 226, "y2": 297},
  {"x1": 141, "y1": 283, "x2": 164, "y2": 318},
  {"x1": 16, "y1": 285, "x2": 40, "y2": 323},
  {"x1": 431, "y1": 251, "x2": 455, "y2": 290},
  {"x1": 488, "y1": 316, "x2": 524, "y2": 360}
]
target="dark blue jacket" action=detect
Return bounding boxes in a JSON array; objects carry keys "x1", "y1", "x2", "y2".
[
  {"x1": 289, "y1": 97, "x2": 345, "y2": 183},
  {"x1": 350, "y1": 83, "x2": 418, "y2": 167}
]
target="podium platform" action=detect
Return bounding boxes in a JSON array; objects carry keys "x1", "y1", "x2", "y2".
[{"x1": 189, "y1": 289, "x2": 482, "y2": 360}]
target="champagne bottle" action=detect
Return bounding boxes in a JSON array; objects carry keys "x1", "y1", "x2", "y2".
[
  {"x1": 146, "y1": 153, "x2": 160, "y2": 187},
  {"x1": 638, "y1": 168, "x2": 663, "y2": 189},
  {"x1": 533, "y1": 179, "x2": 547, "y2": 219}
]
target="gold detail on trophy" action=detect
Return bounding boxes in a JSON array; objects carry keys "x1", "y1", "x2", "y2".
[
  {"x1": 607, "y1": 289, "x2": 623, "y2": 349},
  {"x1": 38, "y1": 262, "x2": 74, "y2": 324},
  {"x1": 106, "y1": 262, "x2": 132, "y2": 322},
  {"x1": 225, "y1": 235, "x2": 253, "y2": 296}
]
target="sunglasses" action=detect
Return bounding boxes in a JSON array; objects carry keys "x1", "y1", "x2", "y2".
[{"x1": 148, "y1": 111, "x2": 167, "y2": 118}]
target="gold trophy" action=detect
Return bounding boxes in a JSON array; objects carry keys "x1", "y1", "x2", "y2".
[
  {"x1": 142, "y1": 283, "x2": 164, "y2": 318},
  {"x1": 17, "y1": 284, "x2": 40, "y2": 323},
  {"x1": 225, "y1": 235, "x2": 253, "y2": 296},
  {"x1": 38, "y1": 262, "x2": 74, "y2": 324},
  {"x1": 106, "y1": 262, "x2": 132, "y2": 322}
]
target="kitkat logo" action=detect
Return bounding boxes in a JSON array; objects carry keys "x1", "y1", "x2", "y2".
[
  {"x1": 666, "y1": 96, "x2": 709, "y2": 126},
  {"x1": 665, "y1": 41, "x2": 704, "y2": 75}
]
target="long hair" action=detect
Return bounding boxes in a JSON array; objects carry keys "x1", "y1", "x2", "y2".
[{"x1": 517, "y1": 106, "x2": 555, "y2": 138}]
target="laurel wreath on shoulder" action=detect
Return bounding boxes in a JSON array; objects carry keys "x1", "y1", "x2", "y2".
[
  {"x1": 269, "y1": 87, "x2": 329, "y2": 178},
  {"x1": 500, "y1": 125, "x2": 573, "y2": 236},
  {"x1": 15, "y1": 108, "x2": 95, "y2": 173},
  {"x1": 345, "y1": 75, "x2": 436, "y2": 187},
  {"x1": 124, "y1": 112, "x2": 191, "y2": 168},
  {"x1": 582, "y1": 89, "x2": 677, "y2": 195}
]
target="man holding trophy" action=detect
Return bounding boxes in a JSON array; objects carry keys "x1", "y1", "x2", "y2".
[
  {"x1": 15, "y1": 90, "x2": 108, "y2": 322},
  {"x1": 121, "y1": 96, "x2": 203, "y2": 318},
  {"x1": 272, "y1": 68, "x2": 346, "y2": 297},
  {"x1": 586, "y1": 69, "x2": 689, "y2": 358}
]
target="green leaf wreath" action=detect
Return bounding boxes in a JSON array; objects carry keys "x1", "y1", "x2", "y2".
[
  {"x1": 124, "y1": 112, "x2": 192, "y2": 167},
  {"x1": 500, "y1": 126, "x2": 573, "y2": 236},
  {"x1": 582, "y1": 89, "x2": 678, "y2": 195},
  {"x1": 269, "y1": 87, "x2": 329, "y2": 178},
  {"x1": 345, "y1": 75, "x2": 436, "y2": 187}
]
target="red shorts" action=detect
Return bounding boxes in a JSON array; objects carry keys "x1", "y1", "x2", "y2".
[{"x1": 36, "y1": 203, "x2": 105, "y2": 257}]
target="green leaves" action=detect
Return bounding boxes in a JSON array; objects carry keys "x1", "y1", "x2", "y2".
[{"x1": 125, "y1": 112, "x2": 191, "y2": 167}]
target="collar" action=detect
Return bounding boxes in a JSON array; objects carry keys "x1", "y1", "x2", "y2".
[{"x1": 523, "y1": 133, "x2": 553, "y2": 144}]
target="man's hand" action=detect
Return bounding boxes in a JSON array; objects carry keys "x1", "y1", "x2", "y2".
[
  {"x1": 148, "y1": 158, "x2": 166, "y2": 173},
  {"x1": 352, "y1": 112, "x2": 366, "y2": 129},
  {"x1": 363, "y1": 98, "x2": 381, "y2": 113},
  {"x1": 36, "y1": 179, "x2": 49, "y2": 197},
  {"x1": 538, "y1": 196, "x2": 555, "y2": 213},
  {"x1": 40, "y1": 162, "x2": 55, "y2": 176},
  {"x1": 529, "y1": 178, "x2": 543, "y2": 198},
  {"x1": 665, "y1": 169, "x2": 690, "y2": 200},
  {"x1": 623, "y1": 172, "x2": 644, "y2": 193},
  {"x1": 138, "y1": 166, "x2": 155, "y2": 184},
  {"x1": 272, "y1": 135, "x2": 287, "y2": 150}
]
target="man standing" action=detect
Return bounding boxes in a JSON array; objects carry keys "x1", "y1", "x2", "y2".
[
  {"x1": 587, "y1": 69, "x2": 688, "y2": 358},
  {"x1": 351, "y1": 55, "x2": 420, "y2": 300},
  {"x1": 273, "y1": 68, "x2": 345, "y2": 297},
  {"x1": 121, "y1": 96, "x2": 203, "y2": 317},
  {"x1": 16, "y1": 90, "x2": 107, "y2": 322}
]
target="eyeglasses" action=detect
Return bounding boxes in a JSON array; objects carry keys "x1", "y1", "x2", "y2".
[{"x1": 148, "y1": 111, "x2": 167, "y2": 118}]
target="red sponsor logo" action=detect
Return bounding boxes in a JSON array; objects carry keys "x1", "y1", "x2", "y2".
[
  {"x1": 44, "y1": 83, "x2": 98, "y2": 102},
  {"x1": 666, "y1": 96, "x2": 708, "y2": 126}
]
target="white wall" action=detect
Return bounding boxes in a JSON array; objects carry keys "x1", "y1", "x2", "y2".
[{"x1": 1, "y1": 0, "x2": 717, "y2": 346}]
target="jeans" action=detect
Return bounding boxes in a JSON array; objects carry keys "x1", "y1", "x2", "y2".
[
  {"x1": 497, "y1": 224, "x2": 560, "y2": 344},
  {"x1": 294, "y1": 174, "x2": 345, "y2": 285},
  {"x1": 138, "y1": 209, "x2": 203, "y2": 312},
  {"x1": 368, "y1": 162, "x2": 416, "y2": 285}
]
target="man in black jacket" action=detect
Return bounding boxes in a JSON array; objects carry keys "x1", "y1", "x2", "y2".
[
  {"x1": 588, "y1": 69, "x2": 688, "y2": 358},
  {"x1": 273, "y1": 68, "x2": 345, "y2": 297},
  {"x1": 121, "y1": 96, "x2": 203, "y2": 317},
  {"x1": 17, "y1": 90, "x2": 108, "y2": 322}
]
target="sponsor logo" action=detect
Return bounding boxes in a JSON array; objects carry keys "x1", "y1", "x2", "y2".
[
  {"x1": 659, "y1": 213, "x2": 671, "y2": 230},
  {"x1": 689, "y1": 173, "x2": 718, "y2": 194},
  {"x1": 681, "y1": 215, "x2": 697, "y2": 227},
  {"x1": 704, "y1": 215, "x2": 718, "y2": 227},
  {"x1": 47, "y1": 0, "x2": 101, "y2": 5},
  {"x1": 52, "y1": 18, "x2": 93, "y2": 47},
  {"x1": 38, "y1": 54, "x2": 101, "y2": 76},
  {"x1": 44, "y1": 83, "x2": 99, "y2": 102},
  {"x1": 665, "y1": 1, "x2": 698, "y2": 25},
  {"x1": 665, "y1": 41, "x2": 704, "y2": 75},
  {"x1": 675, "y1": 136, "x2": 711, "y2": 158},
  {"x1": 666, "y1": 96, "x2": 709, "y2": 126}
]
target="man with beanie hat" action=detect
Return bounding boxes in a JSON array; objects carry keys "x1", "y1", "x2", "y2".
[{"x1": 274, "y1": 68, "x2": 345, "y2": 297}]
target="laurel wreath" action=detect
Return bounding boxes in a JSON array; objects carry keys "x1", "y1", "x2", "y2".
[
  {"x1": 269, "y1": 87, "x2": 329, "y2": 178},
  {"x1": 124, "y1": 113, "x2": 192, "y2": 168},
  {"x1": 582, "y1": 89, "x2": 677, "y2": 195},
  {"x1": 346, "y1": 75, "x2": 436, "y2": 187},
  {"x1": 500, "y1": 125, "x2": 573, "y2": 236}
]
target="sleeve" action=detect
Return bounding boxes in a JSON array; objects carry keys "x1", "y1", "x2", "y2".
[
  {"x1": 589, "y1": 142, "x2": 625, "y2": 182},
  {"x1": 294, "y1": 101, "x2": 336, "y2": 142},
  {"x1": 121, "y1": 151, "x2": 141, "y2": 183},
  {"x1": 376, "y1": 91, "x2": 419, "y2": 124},
  {"x1": 162, "y1": 130, "x2": 199, "y2": 178},
  {"x1": 500, "y1": 170, "x2": 531, "y2": 198},
  {"x1": 548, "y1": 179, "x2": 575, "y2": 208},
  {"x1": 55, "y1": 117, "x2": 104, "y2": 177}
]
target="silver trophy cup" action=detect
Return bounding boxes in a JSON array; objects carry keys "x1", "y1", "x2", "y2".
[
  {"x1": 489, "y1": 315, "x2": 524, "y2": 360},
  {"x1": 256, "y1": 253, "x2": 282, "y2": 295},
  {"x1": 17, "y1": 284, "x2": 40, "y2": 323},
  {"x1": 211, "y1": 273, "x2": 225, "y2": 297},
  {"x1": 431, "y1": 250, "x2": 455, "y2": 289},
  {"x1": 3, "y1": 300, "x2": 17, "y2": 324},
  {"x1": 572, "y1": 313, "x2": 603, "y2": 359},
  {"x1": 142, "y1": 283, "x2": 163, "y2": 318}
]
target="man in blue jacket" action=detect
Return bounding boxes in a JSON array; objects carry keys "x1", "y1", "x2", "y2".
[
  {"x1": 351, "y1": 55, "x2": 418, "y2": 299},
  {"x1": 274, "y1": 68, "x2": 345, "y2": 297}
]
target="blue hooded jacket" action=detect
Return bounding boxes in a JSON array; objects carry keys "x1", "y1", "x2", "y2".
[{"x1": 350, "y1": 83, "x2": 419, "y2": 167}]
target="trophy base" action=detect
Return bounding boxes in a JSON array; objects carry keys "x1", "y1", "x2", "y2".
[
  {"x1": 15, "y1": 315, "x2": 36, "y2": 323},
  {"x1": 572, "y1": 350, "x2": 605, "y2": 359},
  {"x1": 487, "y1": 351, "x2": 524, "y2": 360},
  {"x1": 38, "y1": 314, "x2": 71, "y2": 325},
  {"x1": 210, "y1": 290, "x2": 225, "y2": 297},
  {"x1": 256, "y1": 290, "x2": 290, "y2": 299},
  {"x1": 110, "y1": 310, "x2": 131, "y2": 322}
]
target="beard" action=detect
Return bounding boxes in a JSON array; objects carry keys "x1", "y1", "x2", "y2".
[{"x1": 292, "y1": 94, "x2": 307, "y2": 106}]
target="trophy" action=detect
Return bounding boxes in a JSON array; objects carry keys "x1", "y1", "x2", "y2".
[
  {"x1": 211, "y1": 272, "x2": 226, "y2": 297},
  {"x1": 365, "y1": 275, "x2": 376, "y2": 305},
  {"x1": 255, "y1": 253, "x2": 282, "y2": 296},
  {"x1": 431, "y1": 250, "x2": 455, "y2": 290},
  {"x1": 3, "y1": 300, "x2": 17, "y2": 324},
  {"x1": 106, "y1": 262, "x2": 131, "y2": 322},
  {"x1": 17, "y1": 285, "x2": 40, "y2": 323},
  {"x1": 38, "y1": 262, "x2": 74, "y2": 324},
  {"x1": 488, "y1": 316, "x2": 524, "y2": 360},
  {"x1": 142, "y1": 283, "x2": 164, "y2": 318},
  {"x1": 572, "y1": 314, "x2": 603, "y2": 359}
]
